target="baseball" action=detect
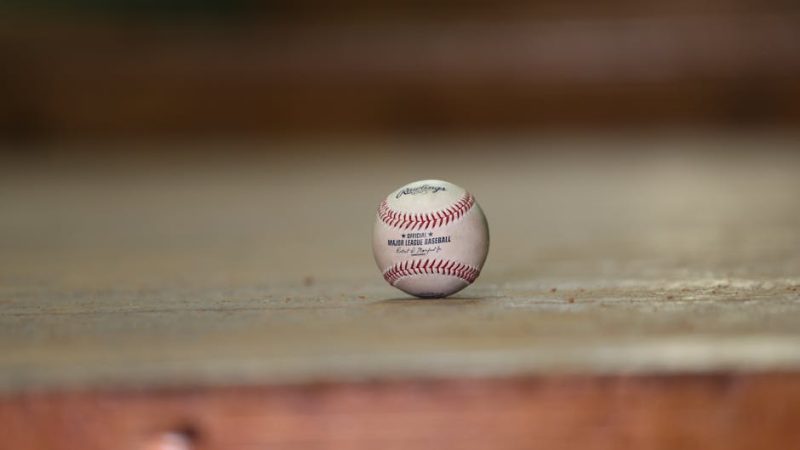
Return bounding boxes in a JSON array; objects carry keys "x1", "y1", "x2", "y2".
[{"x1": 372, "y1": 179, "x2": 489, "y2": 298}]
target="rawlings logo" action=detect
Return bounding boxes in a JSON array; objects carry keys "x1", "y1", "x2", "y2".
[{"x1": 396, "y1": 184, "x2": 446, "y2": 199}]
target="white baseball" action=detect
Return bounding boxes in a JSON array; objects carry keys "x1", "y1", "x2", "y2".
[{"x1": 372, "y1": 179, "x2": 489, "y2": 298}]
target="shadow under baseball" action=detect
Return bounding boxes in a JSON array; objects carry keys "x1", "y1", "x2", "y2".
[{"x1": 374, "y1": 297, "x2": 486, "y2": 305}]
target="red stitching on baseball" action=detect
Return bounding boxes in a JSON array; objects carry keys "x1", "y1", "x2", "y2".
[
  {"x1": 382, "y1": 259, "x2": 481, "y2": 285},
  {"x1": 377, "y1": 193, "x2": 475, "y2": 230}
]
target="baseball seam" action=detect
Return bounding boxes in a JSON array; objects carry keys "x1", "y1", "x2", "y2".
[
  {"x1": 377, "y1": 193, "x2": 475, "y2": 230},
  {"x1": 383, "y1": 259, "x2": 481, "y2": 285}
]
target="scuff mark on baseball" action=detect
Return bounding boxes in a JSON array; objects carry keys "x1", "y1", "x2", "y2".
[{"x1": 372, "y1": 179, "x2": 489, "y2": 298}]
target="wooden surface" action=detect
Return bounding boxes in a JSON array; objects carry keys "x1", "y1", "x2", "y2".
[
  {"x1": 1, "y1": 135, "x2": 800, "y2": 448},
  {"x1": 2, "y1": 374, "x2": 800, "y2": 450},
  {"x1": 1, "y1": 134, "x2": 799, "y2": 392}
]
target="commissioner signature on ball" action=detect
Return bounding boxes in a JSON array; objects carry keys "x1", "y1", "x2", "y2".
[{"x1": 396, "y1": 246, "x2": 443, "y2": 256}]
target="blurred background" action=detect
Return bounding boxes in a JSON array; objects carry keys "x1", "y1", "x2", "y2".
[{"x1": 1, "y1": 0, "x2": 799, "y2": 143}]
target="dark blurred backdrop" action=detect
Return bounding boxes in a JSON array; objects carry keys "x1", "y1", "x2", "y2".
[{"x1": 1, "y1": 0, "x2": 800, "y2": 141}]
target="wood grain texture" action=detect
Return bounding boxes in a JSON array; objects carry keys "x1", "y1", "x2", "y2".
[
  {"x1": 1, "y1": 136, "x2": 800, "y2": 448},
  {"x1": 1, "y1": 135, "x2": 799, "y2": 393},
  {"x1": 2, "y1": 374, "x2": 800, "y2": 450}
]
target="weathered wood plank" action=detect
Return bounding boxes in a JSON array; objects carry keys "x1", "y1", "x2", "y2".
[{"x1": 0, "y1": 136, "x2": 799, "y2": 392}]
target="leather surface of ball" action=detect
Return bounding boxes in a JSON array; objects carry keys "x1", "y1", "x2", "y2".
[{"x1": 372, "y1": 179, "x2": 489, "y2": 298}]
